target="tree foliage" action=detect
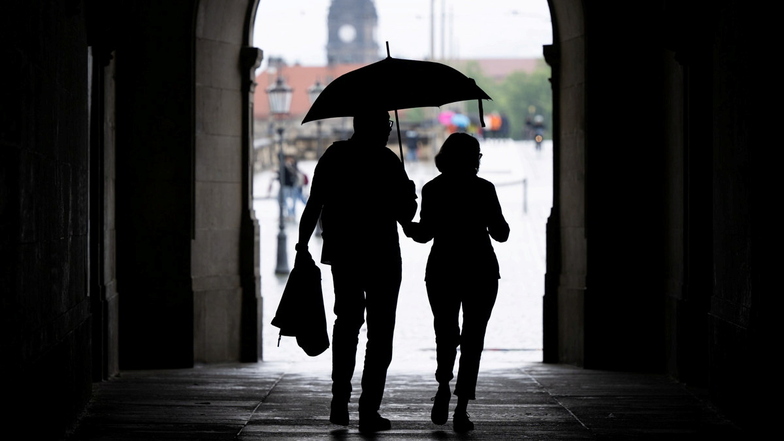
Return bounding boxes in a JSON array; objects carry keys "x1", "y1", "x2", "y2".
[
  {"x1": 398, "y1": 59, "x2": 552, "y2": 141},
  {"x1": 460, "y1": 60, "x2": 552, "y2": 140}
]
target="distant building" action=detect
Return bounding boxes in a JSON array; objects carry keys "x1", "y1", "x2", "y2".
[
  {"x1": 254, "y1": 59, "x2": 541, "y2": 120},
  {"x1": 255, "y1": 63, "x2": 363, "y2": 121},
  {"x1": 255, "y1": 0, "x2": 543, "y2": 120},
  {"x1": 326, "y1": 0, "x2": 381, "y2": 65}
]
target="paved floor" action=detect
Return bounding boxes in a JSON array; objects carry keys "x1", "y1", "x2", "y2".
[
  {"x1": 65, "y1": 359, "x2": 744, "y2": 440},
  {"x1": 64, "y1": 140, "x2": 747, "y2": 439},
  {"x1": 257, "y1": 139, "x2": 551, "y2": 366}
]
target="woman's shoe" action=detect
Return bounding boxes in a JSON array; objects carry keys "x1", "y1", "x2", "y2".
[
  {"x1": 453, "y1": 411, "x2": 474, "y2": 433},
  {"x1": 430, "y1": 385, "x2": 451, "y2": 425}
]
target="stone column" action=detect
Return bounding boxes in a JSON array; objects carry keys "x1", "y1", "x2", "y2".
[{"x1": 240, "y1": 46, "x2": 264, "y2": 361}]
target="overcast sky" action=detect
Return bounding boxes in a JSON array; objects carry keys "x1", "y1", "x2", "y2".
[{"x1": 253, "y1": 0, "x2": 552, "y2": 69}]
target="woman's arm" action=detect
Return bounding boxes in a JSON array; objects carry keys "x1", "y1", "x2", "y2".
[{"x1": 487, "y1": 184, "x2": 509, "y2": 242}]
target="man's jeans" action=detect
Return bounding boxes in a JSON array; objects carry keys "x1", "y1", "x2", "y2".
[{"x1": 329, "y1": 260, "x2": 401, "y2": 414}]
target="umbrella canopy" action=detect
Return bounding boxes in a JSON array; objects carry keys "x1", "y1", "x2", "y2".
[
  {"x1": 302, "y1": 43, "x2": 491, "y2": 120},
  {"x1": 302, "y1": 57, "x2": 491, "y2": 125},
  {"x1": 302, "y1": 56, "x2": 491, "y2": 123},
  {"x1": 302, "y1": 43, "x2": 492, "y2": 167},
  {"x1": 451, "y1": 113, "x2": 470, "y2": 128},
  {"x1": 438, "y1": 110, "x2": 456, "y2": 125}
]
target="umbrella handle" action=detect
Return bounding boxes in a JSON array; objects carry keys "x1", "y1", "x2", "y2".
[{"x1": 388, "y1": 42, "x2": 403, "y2": 168}]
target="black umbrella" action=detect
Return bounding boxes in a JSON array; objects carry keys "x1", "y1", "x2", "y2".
[{"x1": 302, "y1": 42, "x2": 492, "y2": 165}]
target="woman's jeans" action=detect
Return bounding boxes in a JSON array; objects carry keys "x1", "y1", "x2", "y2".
[{"x1": 426, "y1": 276, "x2": 498, "y2": 400}]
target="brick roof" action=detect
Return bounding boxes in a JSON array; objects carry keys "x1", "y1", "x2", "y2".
[
  {"x1": 254, "y1": 64, "x2": 366, "y2": 121},
  {"x1": 253, "y1": 58, "x2": 542, "y2": 121}
]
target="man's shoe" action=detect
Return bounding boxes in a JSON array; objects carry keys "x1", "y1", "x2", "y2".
[
  {"x1": 329, "y1": 400, "x2": 349, "y2": 426},
  {"x1": 358, "y1": 412, "x2": 391, "y2": 433},
  {"x1": 430, "y1": 385, "x2": 451, "y2": 425},
  {"x1": 453, "y1": 411, "x2": 474, "y2": 433}
]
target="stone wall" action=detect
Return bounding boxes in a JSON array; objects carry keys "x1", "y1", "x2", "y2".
[
  {"x1": 193, "y1": 0, "x2": 261, "y2": 363},
  {"x1": 545, "y1": 0, "x2": 768, "y2": 429},
  {"x1": 114, "y1": 1, "x2": 198, "y2": 369},
  {"x1": 0, "y1": 1, "x2": 92, "y2": 436}
]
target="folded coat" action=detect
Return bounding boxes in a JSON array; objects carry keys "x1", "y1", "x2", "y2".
[{"x1": 271, "y1": 254, "x2": 330, "y2": 356}]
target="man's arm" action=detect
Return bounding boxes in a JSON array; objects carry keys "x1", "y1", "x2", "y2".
[
  {"x1": 395, "y1": 164, "x2": 418, "y2": 225},
  {"x1": 487, "y1": 184, "x2": 509, "y2": 243},
  {"x1": 403, "y1": 183, "x2": 433, "y2": 243},
  {"x1": 297, "y1": 197, "x2": 320, "y2": 249},
  {"x1": 297, "y1": 157, "x2": 326, "y2": 252}
]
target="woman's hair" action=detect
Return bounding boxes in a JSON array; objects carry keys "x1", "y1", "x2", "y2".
[{"x1": 434, "y1": 132, "x2": 481, "y2": 174}]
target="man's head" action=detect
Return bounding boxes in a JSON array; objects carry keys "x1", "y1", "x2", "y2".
[{"x1": 352, "y1": 110, "x2": 393, "y2": 144}]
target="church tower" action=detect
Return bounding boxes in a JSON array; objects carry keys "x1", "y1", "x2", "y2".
[{"x1": 326, "y1": 0, "x2": 380, "y2": 65}]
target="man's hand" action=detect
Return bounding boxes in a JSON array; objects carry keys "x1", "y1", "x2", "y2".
[
  {"x1": 294, "y1": 243, "x2": 314, "y2": 267},
  {"x1": 401, "y1": 221, "x2": 414, "y2": 238}
]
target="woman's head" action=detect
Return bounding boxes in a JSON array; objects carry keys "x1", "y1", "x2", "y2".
[{"x1": 435, "y1": 133, "x2": 481, "y2": 174}]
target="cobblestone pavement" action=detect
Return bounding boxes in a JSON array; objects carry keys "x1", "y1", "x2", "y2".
[{"x1": 69, "y1": 359, "x2": 743, "y2": 440}]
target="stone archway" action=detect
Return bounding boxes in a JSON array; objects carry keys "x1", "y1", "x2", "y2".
[
  {"x1": 542, "y1": 0, "x2": 587, "y2": 365},
  {"x1": 112, "y1": 0, "x2": 265, "y2": 369},
  {"x1": 191, "y1": 0, "x2": 264, "y2": 363},
  {"x1": 112, "y1": 0, "x2": 564, "y2": 369}
]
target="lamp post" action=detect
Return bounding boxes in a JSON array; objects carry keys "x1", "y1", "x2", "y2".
[
  {"x1": 307, "y1": 80, "x2": 325, "y2": 158},
  {"x1": 266, "y1": 76, "x2": 293, "y2": 275}
]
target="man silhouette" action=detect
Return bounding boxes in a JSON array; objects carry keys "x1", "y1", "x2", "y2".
[{"x1": 295, "y1": 109, "x2": 417, "y2": 433}]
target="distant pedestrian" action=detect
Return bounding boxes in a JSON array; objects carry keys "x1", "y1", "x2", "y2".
[
  {"x1": 405, "y1": 130, "x2": 419, "y2": 161},
  {"x1": 403, "y1": 132, "x2": 509, "y2": 433},
  {"x1": 277, "y1": 155, "x2": 297, "y2": 221},
  {"x1": 287, "y1": 156, "x2": 309, "y2": 218},
  {"x1": 533, "y1": 115, "x2": 545, "y2": 150}
]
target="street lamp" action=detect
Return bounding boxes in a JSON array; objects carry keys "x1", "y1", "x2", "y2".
[
  {"x1": 307, "y1": 80, "x2": 325, "y2": 158},
  {"x1": 266, "y1": 76, "x2": 293, "y2": 275}
]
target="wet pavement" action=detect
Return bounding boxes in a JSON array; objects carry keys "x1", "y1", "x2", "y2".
[
  {"x1": 67, "y1": 354, "x2": 742, "y2": 440},
  {"x1": 255, "y1": 138, "x2": 551, "y2": 369},
  {"x1": 64, "y1": 140, "x2": 747, "y2": 439}
]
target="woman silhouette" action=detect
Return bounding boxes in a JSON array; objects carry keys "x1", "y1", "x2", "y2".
[{"x1": 404, "y1": 133, "x2": 509, "y2": 432}]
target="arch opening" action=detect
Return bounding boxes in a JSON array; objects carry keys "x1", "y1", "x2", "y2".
[{"x1": 250, "y1": 0, "x2": 553, "y2": 368}]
